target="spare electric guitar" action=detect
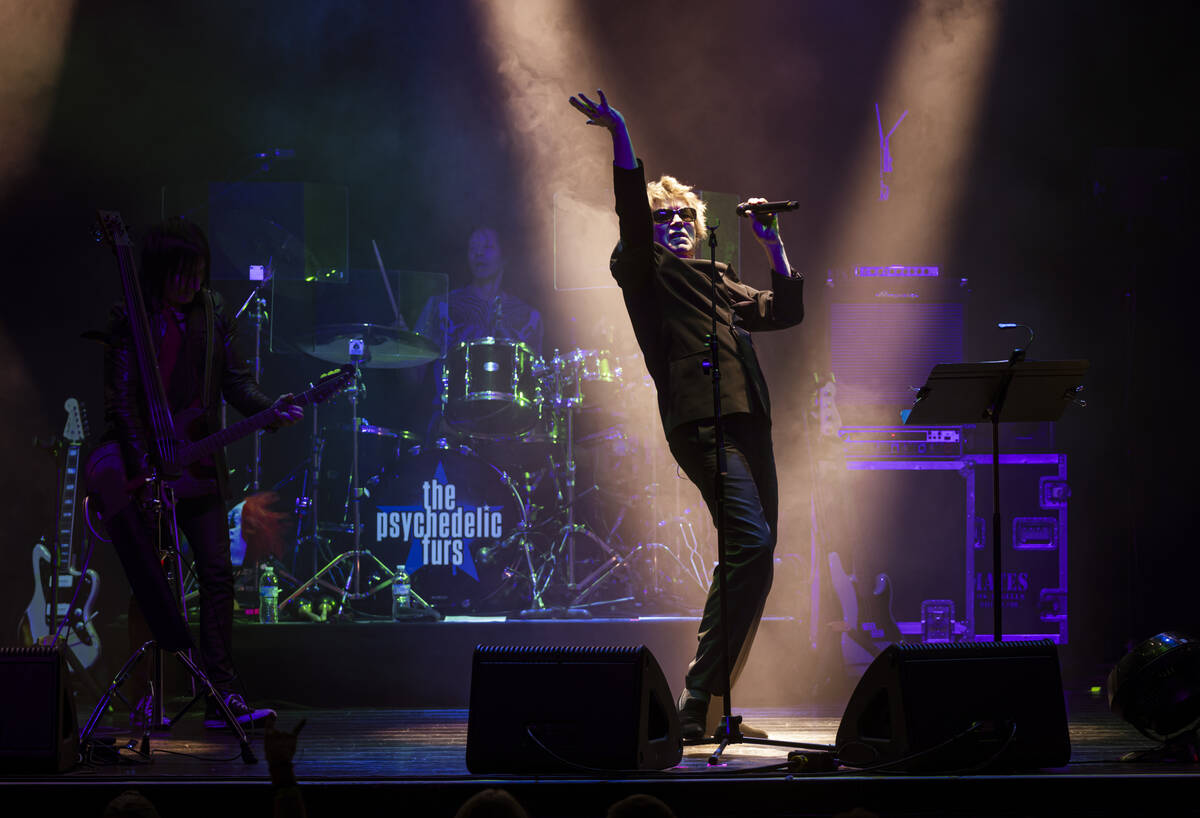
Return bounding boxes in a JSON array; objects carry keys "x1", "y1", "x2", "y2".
[{"x1": 20, "y1": 398, "x2": 102, "y2": 669}]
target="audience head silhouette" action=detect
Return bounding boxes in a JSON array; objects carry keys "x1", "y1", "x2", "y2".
[
  {"x1": 455, "y1": 788, "x2": 530, "y2": 818},
  {"x1": 103, "y1": 790, "x2": 161, "y2": 818},
  {"x1": 607, "y1": 793, "x2": 677, "y2": 818}
]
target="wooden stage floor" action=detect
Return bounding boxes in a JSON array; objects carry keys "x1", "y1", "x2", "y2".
[{"x1": 3, "y1": 697, "x2": 1198, "y2": 818}]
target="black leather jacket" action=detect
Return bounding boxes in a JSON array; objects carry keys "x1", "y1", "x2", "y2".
[{"x1": 103, "y1": 289, "x2": 274, "y2": 501}]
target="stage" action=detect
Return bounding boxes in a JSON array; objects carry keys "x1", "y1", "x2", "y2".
[
  {"x1": 3, "y1": 618, "x2": 1196, "y2": 817},
  {"x1": 1, "y1": 697, "x2": 1192, "y2": 818}
]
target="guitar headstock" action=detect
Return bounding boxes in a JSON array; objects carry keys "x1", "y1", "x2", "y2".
[
  {"x1": 63, "y1": 398, "x2": 87, "y2": 444},
  {"x1": 307, "y1": 364, "x2": 358, "y2": 406},
  {"x1": 96, "y1": 210, "x2": 133, "y2": 250}
]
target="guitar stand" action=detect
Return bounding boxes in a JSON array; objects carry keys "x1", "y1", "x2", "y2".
[{"x1": 79, "y1": 638, "x2": 256, "y2": 764}]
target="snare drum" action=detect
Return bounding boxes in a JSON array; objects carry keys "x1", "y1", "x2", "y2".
[
  {"x1": 366, "y1": 442, "x2": 532, "y2": 614},
  {"x1": 443, "y1": 337, "x2": 541, "y2": 436},
  {"x1": 320, "y1": 421, "x2": 420, "y2": 485}
]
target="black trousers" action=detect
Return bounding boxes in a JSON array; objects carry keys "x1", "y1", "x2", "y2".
[
  {"x1": 125, "y1": 492, "x2": 238, "y2": 691},
  {"x1": 667, "y1": 411, "x2": 778, "y2": 695},
  {"x1": 174, "y1": 493, "x2": 238, "y2": 688}
]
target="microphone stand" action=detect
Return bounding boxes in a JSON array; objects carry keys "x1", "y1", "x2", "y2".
[{"x1": 692, "y1": 223, "x2": 818, "y2": 764}]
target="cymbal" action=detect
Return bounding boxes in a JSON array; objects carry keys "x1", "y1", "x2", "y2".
[{"x1": 307, "y1": 323, "x2": 440, "y2": 368}]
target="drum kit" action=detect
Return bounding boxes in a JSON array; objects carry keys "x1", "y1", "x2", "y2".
[{"x1": 274, "y1": 323, "x2": 713, "y2": 619}]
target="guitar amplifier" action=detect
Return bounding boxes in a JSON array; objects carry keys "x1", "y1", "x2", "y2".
[
  {"x1": 827, "y1": 266, "x2": 969, "y2": 426},
  {"x1": 0, "y1": 646, "x2": 79, "y2": 772}
]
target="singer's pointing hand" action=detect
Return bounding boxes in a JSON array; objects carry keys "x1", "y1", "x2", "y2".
[
  {"x1": 569, "y1": 89, "x2": 625, "y2": 132},
  {"x1": 742, "y1": 197, "x2": 782, "y2": 246}
]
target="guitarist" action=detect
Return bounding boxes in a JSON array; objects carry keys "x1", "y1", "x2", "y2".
[{"x1": 103, "y1": 217, "x2": 302, "y2": 729}]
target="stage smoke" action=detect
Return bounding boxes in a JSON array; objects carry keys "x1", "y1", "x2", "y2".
[{"x1": 0, "y1": 0, "x2": 76, "y2": 200}]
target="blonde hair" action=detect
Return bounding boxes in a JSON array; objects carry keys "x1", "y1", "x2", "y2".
[{"x1": 646, "y1": 175, "x2": 707, "y2": 240}]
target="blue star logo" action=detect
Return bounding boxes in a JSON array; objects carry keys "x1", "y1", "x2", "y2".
[{"x1": 377, "y1": 461, "x2": 481, "y2": 581}]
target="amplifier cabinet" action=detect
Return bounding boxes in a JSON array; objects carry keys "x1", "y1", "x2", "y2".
[{"x1": 834, "y1": 454, "x2": 1068, "y2": 643}]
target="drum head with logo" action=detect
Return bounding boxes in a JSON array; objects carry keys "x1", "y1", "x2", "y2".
[{"x1": 368, "y1": 442, "x2": 531, "y2": 614}]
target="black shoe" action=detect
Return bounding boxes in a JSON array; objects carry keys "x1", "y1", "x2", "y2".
[
  {"x1": 678, "y1": 691, "x2": 708, "y2": 741},
  {"x1": 706, "y1": 695, "x2": 770, "y2": 739},
  {"x1": 204, "y1": 693, "x2": 277, "y2": 730}
]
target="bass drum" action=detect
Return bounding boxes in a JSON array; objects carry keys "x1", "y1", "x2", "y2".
[{"x1": 366, "y1": 442, "x2": 532, "y2": 615}]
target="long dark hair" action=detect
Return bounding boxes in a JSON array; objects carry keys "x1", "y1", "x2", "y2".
[{"x1": 140, "y1": 218, "x2": 211, "y2": 306}]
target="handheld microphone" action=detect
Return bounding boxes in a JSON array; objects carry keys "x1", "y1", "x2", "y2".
[{"x1": 736, "y1": 200, "x2": 800, "y2": 216}]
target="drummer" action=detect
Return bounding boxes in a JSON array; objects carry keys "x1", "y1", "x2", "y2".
[
  {"x1": 411, "y1": 226, "x2": 544, "y2": 438},
  {"x1": 415, "y1": 225, "x2": 543, "y2": 355}
]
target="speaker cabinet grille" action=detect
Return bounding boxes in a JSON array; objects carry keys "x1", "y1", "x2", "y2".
[
  {"x1": 466, "y1": 644, "x2": 681, "y2": 773},
  {"x1": 835, "y1": 640, "x2": 1070, "y2": 772}
]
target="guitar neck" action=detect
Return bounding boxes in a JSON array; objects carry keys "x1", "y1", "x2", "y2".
[
  {"x1": 177, "y1": 388, "x2": 320, "y2": 466},
  {"x1": 56, "y1": 444, "x2": 82, "y2": 573}
]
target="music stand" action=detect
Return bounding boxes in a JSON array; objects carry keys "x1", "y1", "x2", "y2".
[{"x1": 906, "y1": 358, "x2": 1088, "y2": 640}]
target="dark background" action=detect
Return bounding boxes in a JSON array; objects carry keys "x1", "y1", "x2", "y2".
[{"x1": 0, "y1": 0, "x2": 1194, "y2": 690}]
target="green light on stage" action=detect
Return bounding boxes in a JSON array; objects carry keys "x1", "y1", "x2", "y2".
[{"x1": 1090, "y1": 685, "x2": 1103, "y2": 695}]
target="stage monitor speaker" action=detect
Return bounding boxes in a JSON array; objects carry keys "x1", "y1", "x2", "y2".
[
  {"x1": 465, "y1": 644, "x2": 682, "y2": 774},
  {"x1": 835, "y1": 640, "x2": 1070, "y2": 772},
  {"x1": 0, "y1": 646, "x2": 79, "y2": 772}
]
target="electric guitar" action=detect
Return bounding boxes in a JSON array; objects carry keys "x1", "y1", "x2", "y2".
[
  {"x1": 85, "y1": 210, "x2": 356, "y2": 529},
  {"x1": 83, "y1": 364, "x2": 356, "y2": 530},
  {"x1": 20, "y1": 398, "x2": 102, "y2": 668}
]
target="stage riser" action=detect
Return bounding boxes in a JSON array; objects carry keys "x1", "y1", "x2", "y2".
[
  {"x1": 228, "y1": 619, "x2": 819, "y2": 708},
  {"x1": 91, "y1": 618, "x2": 816, "y2": 708}
]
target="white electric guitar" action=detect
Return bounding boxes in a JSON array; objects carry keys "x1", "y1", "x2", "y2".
[{"x1": 20, "y1": 398, "x2": 102, "y2": 668}]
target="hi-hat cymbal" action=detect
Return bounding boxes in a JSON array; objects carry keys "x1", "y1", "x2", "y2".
[{"x1": 307, "y1": 323, "x2": 440, "y2": 368}]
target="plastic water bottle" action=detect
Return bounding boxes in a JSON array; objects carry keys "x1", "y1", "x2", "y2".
[
  {"x1": 392, "y1": 567, "x2": 410, "y2": 619},
  {"x1": 259, "y1": 563, "x2": 280, "y2": 624}
]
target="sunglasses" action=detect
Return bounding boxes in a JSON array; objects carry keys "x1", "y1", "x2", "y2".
[{"x1": 651, "y1": 206, "x2": 697, "y2": 224}]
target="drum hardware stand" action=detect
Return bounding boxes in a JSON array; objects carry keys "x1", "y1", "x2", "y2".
[
  {"x1": 281, "y1": 358, "x2": 393, "y2": 614},
  {"x1": 79, "y1": 483, "x2": 257, "y2": 765},
  {"x1": 553, "y1": 380, "x2": 587, "y2": 591},
  {"x1": 516, "y1": 394, "x2": 637, "y2": 614},
  {"x1": 234, "y1": 266, "x2": 273, "y2": 493},
  {"x1": 289, "y1": 403, "x2": 326, "y2": 578},
  {"x1": 621, "y1": 540, "x2": 704, "y2": 612},
  {"x1": 563, "y1": 486, "x2": 642, "y2": 607}
]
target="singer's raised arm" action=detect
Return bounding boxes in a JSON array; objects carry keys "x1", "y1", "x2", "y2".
[
  {"x1": 740, "y1": 196, "x2": 794, "y2": 277},
  {"x1": 568, "y1": 89, "x2": 635, "y2": 170}
]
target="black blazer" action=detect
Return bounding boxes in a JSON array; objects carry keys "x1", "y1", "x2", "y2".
[{"x1": 609, "y1": 161, "x2": 806, "y2": 435}]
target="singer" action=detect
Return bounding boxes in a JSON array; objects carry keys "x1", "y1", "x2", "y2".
[{"x1": 570, "y1": 90, "x2": 806, "y2": 740}]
